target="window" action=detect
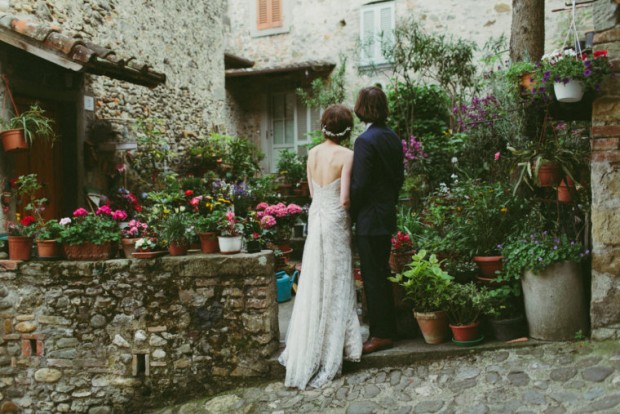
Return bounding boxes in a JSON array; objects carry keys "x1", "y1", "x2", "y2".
[
  {"x1": 266, "y1": 91, "x2": 320, "y2": 172},
  {"x1": 360, "y1": 1, "x2": 395, "y2": 66},
  {"x1": 253, "y1": 0, "x2": 289, "y2": 36},
  {"x1": 257, "y1": 0, "x2": 282, "y2": 30}
]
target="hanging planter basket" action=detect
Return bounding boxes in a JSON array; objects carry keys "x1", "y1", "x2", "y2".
[
  {"x1": 554, "y1": 80, "x2": 585, "y2": 103},
  {"x1": 1, "y1": 129, "x2": 28, "y2": 152}
]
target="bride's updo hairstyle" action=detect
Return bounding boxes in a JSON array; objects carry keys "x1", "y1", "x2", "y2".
[{"x1": 320, "y1": 104, "x2": 353, "y2": 144}]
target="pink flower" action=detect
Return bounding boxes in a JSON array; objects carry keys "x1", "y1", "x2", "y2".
[
  {"x1": 287, "y1": 204, "x2": 303, "y2": 215},
  {"x1": 73, "y1": 208, "x2": 88, "y2": 217},
  {"x1": 190, "y1": 196, "x2": 202, "y2": 207},
  {"x1": 256, "y1": 202, "x2": 269, "y2": 211},
  {"x1": 225, "y1": 211, "x2": 235, "y2": 222},
  {"x1": 95, "y1": 205, "x2": 113, "y2": 216},
  {"x1": 252, "y1": 232, "x2": 260, "y2": 240},
  {"x1": 260, "y1": 215, "x2": 277, "y2": 229},
  {"x1": 494, "y1": 152, "x2": 501, "y2": 161},
  {"x1": 112, "y1": 210, "x2": 128, "y2": 221}
]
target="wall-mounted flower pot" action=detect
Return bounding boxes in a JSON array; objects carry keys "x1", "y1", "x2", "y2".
[
  {"x1": 557, "y1": 177, "x2": 576, "y2": 203},
  {"x1": 1, "y1": 129, "x2": 28, "y2": 152}
]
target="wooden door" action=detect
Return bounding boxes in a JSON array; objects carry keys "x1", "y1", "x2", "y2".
[{"x1": 13, "y1": 98, "x2": 63, "y2": 221}]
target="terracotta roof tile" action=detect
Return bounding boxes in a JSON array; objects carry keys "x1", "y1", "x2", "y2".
[{"x1": 0, "y1": 14, "x2": 165, "y2": 88}]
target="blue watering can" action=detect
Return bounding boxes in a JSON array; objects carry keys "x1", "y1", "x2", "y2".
[{"x1": 276, "y1": 270, "x2": 298, "y2": 303}]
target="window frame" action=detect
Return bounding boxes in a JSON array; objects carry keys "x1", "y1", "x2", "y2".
[
  {"x1": 252, "y1": 0, "x2": 290, "y2": 37},
  {"x1": 359, "y1": 0, "x2": 396, "y2": 67}
]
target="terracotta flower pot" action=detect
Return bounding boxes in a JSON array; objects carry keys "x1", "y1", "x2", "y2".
[
  {"x1": 63, "y1": 242, "x2": 112, "y2": 261},
  {"x1": 449, "y1": 322, "x2": 482, "y2": 342},
  {"x1": 168, "y1": 241, "x2": 189, "y2": 256},
  {"x1": 198, "y1": 232, "x2": 219, "y2": 253},
  {"x1": 519, "y1": 72, "x2": 536, "y2": 93},
  {"x1": 389, "y1": 250, "x2": 415, "y2": 274},
  {"x1": 8, "y1": 236, "x2": 33, "y2": 261},
  {"x1": 472, "y1": 256, "x2": 503, "y2": 278},
  {"x1": 121, "y1": 238, "x2": 139, "y2": 258},
  {"x1": 36, "y1": 240, "x2": 63, "y2": 259},
  {"x1": 414, "y1": 310, "x2": 449, "y2": 344},
  {"x1": 557, "y1": 177, "x2": 576, "y2": 204},
  {"x1": 1, "y1": 129, "x2": 28, "y2": 152},
  {"x1": 537, "y1": 162, "x2": 562, "y2": 187}
]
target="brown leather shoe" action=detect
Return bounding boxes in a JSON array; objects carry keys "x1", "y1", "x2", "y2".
[{"x1": 362, "y1": 337, "x2": 394, "y2": 355}]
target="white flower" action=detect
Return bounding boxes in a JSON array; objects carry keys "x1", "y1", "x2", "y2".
[
  {"x1": 59, "y1": 217, "x2": 71, "y2": 226},
  {"x1": 451, "y1": 157, "x2": 458, "y2": 164},
  {"x1": 451, "y1": 173, "x2": 458, "y2": 179}
]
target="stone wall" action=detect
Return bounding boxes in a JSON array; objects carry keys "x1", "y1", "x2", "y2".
[
  {"x1": 590, "y1": 0, "x2": 620, "y2": 340},
  {"x1": 3, "y1": 0, "x2": 229, "y2": 190},
  {"x1": 0, "y1": 252, "x2": 279, "y2": 413}
]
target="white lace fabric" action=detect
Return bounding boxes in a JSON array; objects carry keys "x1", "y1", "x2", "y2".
[{"x1": 278, "y1": 178, "x2": 362, "y2": 390}]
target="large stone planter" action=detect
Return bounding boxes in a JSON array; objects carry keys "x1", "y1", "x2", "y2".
[{"x1": 521, "y1": 261, "x2": 588, "y2": 341}]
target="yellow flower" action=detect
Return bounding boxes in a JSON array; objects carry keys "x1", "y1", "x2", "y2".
[
  {"x1": 217, "y1": 198, "x2": 231, "y2": 205},
  {"x1": 15, "y1": 213, "x2": 21, "y2": 221},
  {"x1": 500, "y1": 207, "x2": 508, "y2": 213}
]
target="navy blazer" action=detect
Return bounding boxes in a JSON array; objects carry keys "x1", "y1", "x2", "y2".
[{"x1": 350, "y1": 123, "x2": 404, "y2": 236}]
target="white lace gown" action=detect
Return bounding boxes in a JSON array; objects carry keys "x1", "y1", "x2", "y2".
[{"x1": 278, "y1": 178, "x2": 362, "y2": 390}]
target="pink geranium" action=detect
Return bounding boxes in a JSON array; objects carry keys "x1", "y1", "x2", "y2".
[
  {"x1": 112, "y1": 209, "x2": 128, "y2": 221},
  {"x1": 95, "y1": 205, "x2": 113, "y2": 216},
  {"x1": 260, "y1": 215, "x2": 277, "y2": 229},
  {"x1": 73, "y1": 207, "x2": 88, "y2": 217},
  {"x1": 256, "y1": 202, "x2": 269, "y2": 211}
]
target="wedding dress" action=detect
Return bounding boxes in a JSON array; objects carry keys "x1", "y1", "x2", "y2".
[{"x1": 278, "y1": 178, "x2": 362, "y2": 390}]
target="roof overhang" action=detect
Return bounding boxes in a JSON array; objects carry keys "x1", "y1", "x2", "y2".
[
  {"x1": 225, "y1": 60, "x2": 335, "y2": 79},
  {"x1": 224, "y1": 52, "x2": 255, "y2": 70},
  {"x1": 0, "y1": 15, "x2": 165, "y2": 88}
]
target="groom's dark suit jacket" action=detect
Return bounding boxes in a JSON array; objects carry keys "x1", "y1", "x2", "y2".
[{"x1": 350, "y1": 123, "x2": 404, "y2": 235}]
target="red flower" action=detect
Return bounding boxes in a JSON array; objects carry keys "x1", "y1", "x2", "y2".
[
  {"x1": 594, "y1": 50, "x2": 608, "y2": 58},
  {"x1": 184, "y1": 190, "x2": 194, "y2": 197},
  {"x1": 20, "y1": 215, "x2": 36, "y2": 226}
]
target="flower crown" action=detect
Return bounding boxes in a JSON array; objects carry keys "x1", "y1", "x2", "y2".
[{"x1": 321, "y1": 125, "x2": 351, "y2": 138}]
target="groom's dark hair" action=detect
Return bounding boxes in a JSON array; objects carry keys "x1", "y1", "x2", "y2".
[{"x1": 354, "y1": 86, "x2": 389, "y2": 124}]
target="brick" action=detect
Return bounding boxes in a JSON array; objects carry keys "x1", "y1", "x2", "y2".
[
  {"x1": 21, "y1": 334, "x2": 45, "y2": 340},
  {"x1": 592, "y1": 125, "x2": 620, "y2": 138},
  {"x1": 592, "y1": 137, "x2": 620, "y2": 151},
  {"x1": 591, "y1": 151, "x2": 620, "y2": 163}
]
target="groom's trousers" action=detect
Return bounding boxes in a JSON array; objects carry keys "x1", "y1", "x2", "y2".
[{"x1": 357, "y1": 234, "x2": 396, "y2": 339}]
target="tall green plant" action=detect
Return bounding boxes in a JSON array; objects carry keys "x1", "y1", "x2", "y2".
[{"x1": 297, "y1": 56, "x2": 347, "y2": 107}]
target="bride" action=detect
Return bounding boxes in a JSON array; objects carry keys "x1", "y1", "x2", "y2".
[{"x1": 278, "y1": 104, "x2": 363, "y2": 390}]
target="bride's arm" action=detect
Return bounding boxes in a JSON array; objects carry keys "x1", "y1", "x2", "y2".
[
  {"x1": 340, "y1": 151, "x2": 353, "y2": 209},
  {"x1": 307, "y1": 150, "x2": 314, "y2": 198}
]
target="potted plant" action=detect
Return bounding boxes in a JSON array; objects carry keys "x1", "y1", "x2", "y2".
[
  {"x1": 131, "y1": 236, "x2": 165, "y2": 259},
  {"x1": 389, "y1": 230, "x2": 415, "y2": 274},
  {"x1": 160, "y1": 213, "x2": 193, "y2": 256},
  {"x1": 388, "y1": 250, "x2": 453, "y2": 344},
  {"x1": 502, "y1": 231, "x2": 589, "y2": 341},
  {"x1": 505, "y1": 60, "x2": 536, "y2": 94},
  {"x1": 445, "y1": 282, "x2": 491, "y2": 345},
  {"x1": 217, "y1": 211, "x2": 244, "y2": 254},
  {"x1": 243, "y1": 211, "x2": 264, "y2": 254},
  {"x1": 36, "y1": 219, "x2": 63, "y2": 259},
  {"x1": 1, "y1": 104, "x2": 55, "y2": 152},
  {"x1": 58, "y1": 206, "x2": 126, "y2": 260},
  {"x1": 120, "y1": 219, "x2": 150, "y2": 258},
  {"x1": 485, "y1": 282, "x2": 528, "y2": 341},
  {"x1": 6, "y1": 214, "x2": 37, "y2": 260},
  {"x1": 256, "y1": 201, "x2": 303, "y2": 255},
  {"x1": 536, "y1": 48, "x2": 611, "y2": 102},
  {"x1": 276, "y1": 149, "x2": 306, "y2": 195}
]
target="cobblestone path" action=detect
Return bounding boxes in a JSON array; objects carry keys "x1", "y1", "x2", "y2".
[{"x1": 153, "y1": 340, "x2": 620, "y2": 414}]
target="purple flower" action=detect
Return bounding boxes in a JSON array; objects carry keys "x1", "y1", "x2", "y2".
[
  {"x1": 584, "y1": 69, "x2": 592, "y2": 77},
  {"x1": 585, "y1": 249, "x2": 590, "y2": 255}
]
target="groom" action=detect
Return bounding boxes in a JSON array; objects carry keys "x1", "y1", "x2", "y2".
[{"x1": 350, "y1": 86, "x2": 404, "y2": 355}]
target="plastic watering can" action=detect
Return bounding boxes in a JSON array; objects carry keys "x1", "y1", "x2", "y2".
[{"x1": 276, "y1": 270, "x2": 298, "y2": 303}]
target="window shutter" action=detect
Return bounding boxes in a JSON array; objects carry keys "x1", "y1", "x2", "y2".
[
  {"x1": 361, "y1": 9, "x2": 376, "y2": 65},
  {"x1": 377, "y1": 5, "x2": 395, "y2": 63},
  {"x1": 257, "y1": 0, "x2": 270, "y2": 30},
  {"x1": 271, "y1": 0, "x2": 283, "y2": 28}
]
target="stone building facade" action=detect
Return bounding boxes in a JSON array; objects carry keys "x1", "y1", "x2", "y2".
[{"x1": 590, "y1": 0, "x2": 620, "y2": 340}]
